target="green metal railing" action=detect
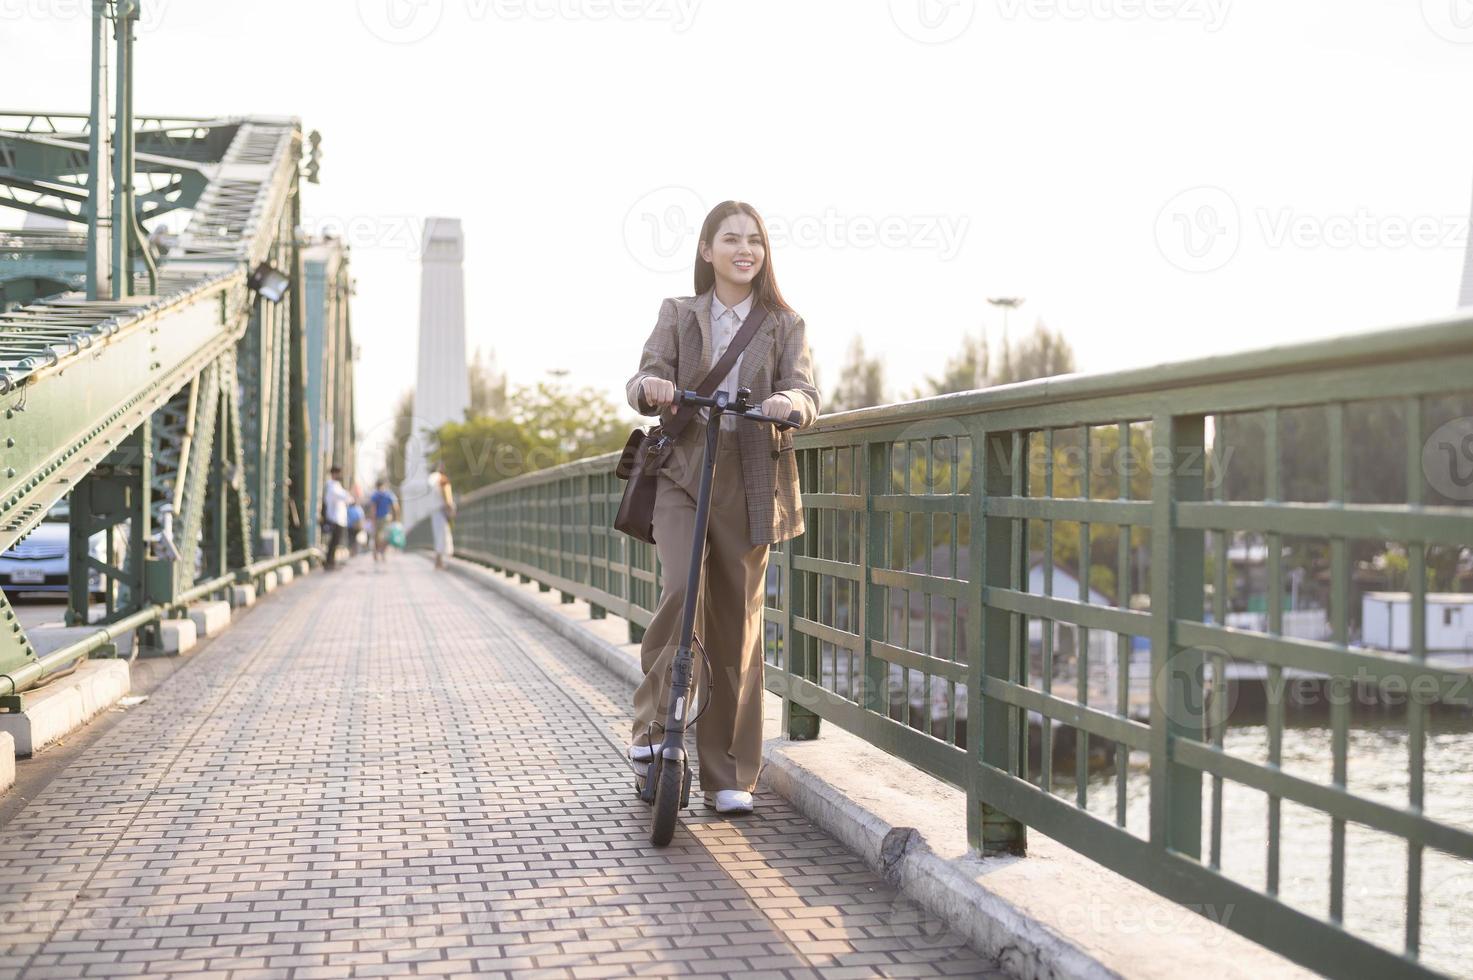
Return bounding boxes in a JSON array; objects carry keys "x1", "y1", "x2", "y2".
[{"x1": 413, "y1": 313, "x2": 1473, "y2": 979}]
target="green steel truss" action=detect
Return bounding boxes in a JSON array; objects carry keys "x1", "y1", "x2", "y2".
[{"x1": 0, "y1": 107, "x2": 355, "y2": 679}]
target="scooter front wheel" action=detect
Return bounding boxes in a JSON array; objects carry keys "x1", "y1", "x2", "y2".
[{"x1": 649, "y1": 758, "x2": 685, "y2": 847}]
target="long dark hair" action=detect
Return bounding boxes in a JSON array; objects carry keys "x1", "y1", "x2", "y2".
[{"x1": 693, "y1": 200, "x2": 794, "y2": 314}]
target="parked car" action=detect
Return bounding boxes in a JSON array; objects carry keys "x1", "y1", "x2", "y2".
[{"x1": 0, "y1": 500, "x2": 105, "y2": 597}]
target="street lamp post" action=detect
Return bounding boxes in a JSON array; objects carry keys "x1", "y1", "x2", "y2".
[{"x1": 987, "y1": 296, "x2": 1025, "y2": 381}]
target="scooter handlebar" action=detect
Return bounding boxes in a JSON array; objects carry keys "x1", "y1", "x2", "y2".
[
  {"x1": 756, "y1": 408, "x2": 803, "y2": 431},
  {"x1": 671, "y1": 389, "x2": 802, "y2": 430}
]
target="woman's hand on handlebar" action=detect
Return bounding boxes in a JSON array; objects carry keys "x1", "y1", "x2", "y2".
[
  {"x1": 640, "y1": 376, "x2": 676, "y2": 411},
  {"x1": 667, "y1": 386, "x2": 803, "y2": 429}
]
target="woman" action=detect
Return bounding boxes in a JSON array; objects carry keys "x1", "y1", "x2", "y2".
[
  {"x1": 624, "y1": 201, "x2": 821, "y2": 816},
  {"x1": 428, "y1": 463, "x2": 456, "y2": 569}
]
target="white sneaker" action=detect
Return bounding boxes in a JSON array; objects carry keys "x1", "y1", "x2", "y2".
[
  {"x1": 711, "y1": 790, "x2": 754, "y2": 815},
  {"x1": 628, "y1": 743, "x2": 657, "y2": 762}
]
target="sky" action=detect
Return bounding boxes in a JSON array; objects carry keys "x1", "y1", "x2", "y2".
[{"x1": 3, "y1": 0, "x2": 1471, "y2": 475}]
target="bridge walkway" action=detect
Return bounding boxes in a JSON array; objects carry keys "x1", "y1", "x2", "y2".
[{"x1": 0, "y1": 555, "x2": 1002, "y2": 979}]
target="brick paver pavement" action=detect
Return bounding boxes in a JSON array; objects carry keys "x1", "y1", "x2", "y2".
[{"x1": 0, "y1": 557, "x2": 1006, "y2": 979}]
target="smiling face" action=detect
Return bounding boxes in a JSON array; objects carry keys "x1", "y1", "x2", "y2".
[{"x1": 700, "y1": 212, "x2": 765, "y2": 291}]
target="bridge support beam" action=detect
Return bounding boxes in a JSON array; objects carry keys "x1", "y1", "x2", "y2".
[
  {"x1": 174, "y1": 365, "x2": 220, "y2": 590},
  {"x1": 783, "y1": 448, "x2": 821, "y2": 742},
  {"x1": 971, "y1": 427, "x2": 1028, "y2": 857},
  {"x1": 68, "y1": 420, "x2": 151, "y2": 627},
  {"x1": 1149, "y1": 412, "x2": 1206, "y2": 859},
  {"x1": 203, "y1": 349, "x2": 254, "y2": 579}
]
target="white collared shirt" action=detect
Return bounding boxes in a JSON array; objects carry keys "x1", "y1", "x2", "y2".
[
  {"x1": 324, "y1": 478, "x2": 352, "y2": 527},
  {"x1": 705, "y1": 289, "x2": 753, "y2": 431}
]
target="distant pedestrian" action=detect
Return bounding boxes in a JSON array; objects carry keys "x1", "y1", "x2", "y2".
[
  {"x1": 347, "y1": 500, "x2": 366, "y2": 557},
  {"x1": 369, "y1": 479, "x2": 400, "y2": 564},
  {"x1": 322, "y1": 465, "x2": 353, "y2": 571},
  {"x1": 429, "y1": 463, "x2": 455, "y2": 569}
]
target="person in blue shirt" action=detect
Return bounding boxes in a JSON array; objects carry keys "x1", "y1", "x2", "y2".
[{"x1": 369, "y1": 479, "x2": 400, "y2": 564}]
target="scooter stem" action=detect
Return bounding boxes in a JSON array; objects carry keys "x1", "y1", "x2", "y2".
[{"x1": 660, "y1": 411, "x2": 723, "y2": 758}]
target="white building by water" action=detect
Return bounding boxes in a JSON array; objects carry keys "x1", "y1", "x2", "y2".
[
  {"x1": 402, "y1": 217, "x2": 470, "y2": 531},
  {"x1": 1361, "y1": 592, "x2": 1473, "y2": 655}
]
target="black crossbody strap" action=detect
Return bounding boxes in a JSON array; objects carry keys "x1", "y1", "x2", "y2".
[{"x1": 661, "y1": 302, "x2": 768, "y2": 440}]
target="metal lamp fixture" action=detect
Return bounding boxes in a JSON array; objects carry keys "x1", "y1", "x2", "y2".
[{"x1": 247, "y1": 261, "x2": 290, "y2": 302}]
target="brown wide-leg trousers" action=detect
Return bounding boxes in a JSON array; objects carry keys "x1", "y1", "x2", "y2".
[{"x1": 631, "y1": 424, "x2": 769, "y2": 794}]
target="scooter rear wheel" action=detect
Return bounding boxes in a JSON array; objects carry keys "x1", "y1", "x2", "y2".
[{"x1": 649, "y1": 758, "x2": 684, "y2": 847}]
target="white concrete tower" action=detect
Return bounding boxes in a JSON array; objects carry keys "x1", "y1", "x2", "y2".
[{"x1": 403, "y1": 217, "x2": 470, "y2": 529}]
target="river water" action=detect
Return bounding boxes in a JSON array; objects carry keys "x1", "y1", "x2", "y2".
[{"x1": 1064, "y1": 711, "x2": 1473, "y2": 977}]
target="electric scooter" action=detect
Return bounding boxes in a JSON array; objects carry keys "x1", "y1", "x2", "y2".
[{"x1": 634, "y1": 384, "x2": 802, "y2": 847}]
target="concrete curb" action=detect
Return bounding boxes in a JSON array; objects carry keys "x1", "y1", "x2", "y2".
[
  {"x1": 0, "y1": 659, "x2": 131, "y2": 757},
  {"x1": 0, "y1": 733, "x2": 14, "y2": 794},
  {"x1": 441, "y1": 557, "x2": 1113, "y2": 980},
  {"x1": 759, "y1": 736, "x2": 1115, "y2": 980}
]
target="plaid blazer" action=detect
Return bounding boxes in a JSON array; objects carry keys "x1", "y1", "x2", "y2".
[{"x1": 625, "y1": 287, "x2": 821, "y2": 546}]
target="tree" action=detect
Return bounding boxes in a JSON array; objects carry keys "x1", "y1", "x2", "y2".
[
  {"x1": 383, "y1": 389, "x2": 414, "y2": 491},
  {"x1": 429, "y1": 372, "x2": 629, "y2": 495},
  {"x1": 509, "y1": 372, "x2": 627, "y2": 457},
  {"x1": 430, "y1": 415, "x2": 541, "y2": 493},
  {"x1": 997, "y1": 318, "x2": 1076, "y2": 385},
  {"x1": 912, "y1": 317, "x2": 1077, "y2": 397},
  {"x1": 915, "y1": 329, "x2": 990, "y2": 398},
  {"x1": 828, "y1": 335, "x2": 887, "y2": 412},
  {"x1": 1023, "y1": 423, "x2": 1154, "y2": 604},
  {"x1": 378, "y1": 349, "x2": 507, "y2": 492},
  {"x1": 468, "y1": 346, "x2": 508, "y2": 418}
]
